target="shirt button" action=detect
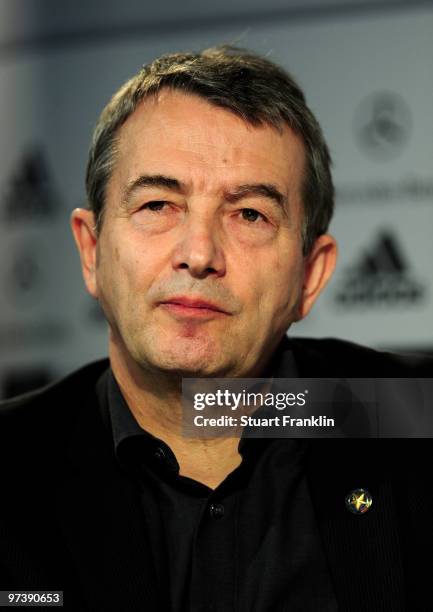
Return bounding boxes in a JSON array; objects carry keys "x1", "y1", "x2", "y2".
[
  {"x1": 209, "y1": 503, "x2": 225, "y2": 520},
  {"x1": 154, "y1": 447, "x2": 166, "y2": 461}
]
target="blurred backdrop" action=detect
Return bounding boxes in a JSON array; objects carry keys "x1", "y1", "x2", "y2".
[{"x1": 1, "y1": 0, "x2": 432, "y2": 397}]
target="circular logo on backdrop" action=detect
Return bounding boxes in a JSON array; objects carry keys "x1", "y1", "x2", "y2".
[{"x1": 354, "y1": 92, "x2": 412, "y2": 161}]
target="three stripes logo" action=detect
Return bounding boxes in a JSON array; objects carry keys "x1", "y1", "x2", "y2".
[
  {"x1": 334, "y1": 231, "x2": 425, "y2": 307},
  {"x1": 2, "y1": 148, "x2": 59, "y2": 223}
]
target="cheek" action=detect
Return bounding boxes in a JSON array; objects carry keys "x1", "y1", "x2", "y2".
[
  {"x1": 98, "y1": 239, "x2": 170, "y2": 316},
  {"x1": 255, "y1": 253, "x2": 304, "y2": 317},
  {"x1": 99, "y1": 232, "x2": 140, "y2": 285},
  {"x1": 96, "y1": 235, "x2": 134, "y2": 303},
  {"x1": 233, "y1": 240, "x2": 303, "y2": 306}
]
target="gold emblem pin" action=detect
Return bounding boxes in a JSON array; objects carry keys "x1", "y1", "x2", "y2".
[{"x1": 345, "y1": 488, "x2": 373, "y2": 515}]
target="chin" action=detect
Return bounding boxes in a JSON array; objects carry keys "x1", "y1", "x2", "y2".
[
  {"x1": 128, "y1": 329, "x2": 238, "y2": 377},
  {"x1": 153, "y1": 353, "x2": 225, "y2": 377},
  {"x1": 139, "y1": 345, "x2": 234, "y2": 378}
]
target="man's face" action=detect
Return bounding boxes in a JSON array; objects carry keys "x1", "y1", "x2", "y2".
[{"x1": 74, "y1": 90, "x2": 335, "y2": 377}]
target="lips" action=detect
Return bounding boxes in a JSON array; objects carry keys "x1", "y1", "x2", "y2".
[{"x1": 159, "y1": 296, "x2": 228, "y2": 314}]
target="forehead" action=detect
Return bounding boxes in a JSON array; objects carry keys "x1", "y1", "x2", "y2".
[{"x1": 112, "y1": 89, "x2": 306, "y2": 198}]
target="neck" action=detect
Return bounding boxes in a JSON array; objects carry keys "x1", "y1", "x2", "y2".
[{"x1": 109, "y1": 339, "x2": 242, "y2": 489}]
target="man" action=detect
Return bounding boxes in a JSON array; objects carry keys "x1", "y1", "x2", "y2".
[{"x1": 1, "y1": 46, "x2": 432, "y2": 611}]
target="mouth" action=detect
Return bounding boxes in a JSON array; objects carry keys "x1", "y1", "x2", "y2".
[{"x1": 158, "y1": 296, "x2": 229, "y2": 319}]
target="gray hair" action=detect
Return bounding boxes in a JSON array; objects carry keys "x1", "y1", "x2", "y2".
[{"x1": 86, "y1": 45, "x2": 334, "y2": 255}]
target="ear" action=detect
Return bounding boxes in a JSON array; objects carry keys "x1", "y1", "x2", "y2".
[
  {"x1": 70, "y1": 208, "x2": 99, "y2": 298},
  {"x1": 296, "y1": 234, "x2": 338, "y2": 321}
]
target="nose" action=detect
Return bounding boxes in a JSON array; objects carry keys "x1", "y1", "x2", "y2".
[{"x1": 171, "y1": 214, "x2": 226, "y2": 279}]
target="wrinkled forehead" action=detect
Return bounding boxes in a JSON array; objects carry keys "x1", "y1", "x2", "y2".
[{"x1": 110, "y1": 89, "x2": 307, "y2": 207}]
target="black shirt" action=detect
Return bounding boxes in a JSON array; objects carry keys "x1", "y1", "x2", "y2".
[{"x1": 105, "y1": 351, "x2": 338, "y2": 612}]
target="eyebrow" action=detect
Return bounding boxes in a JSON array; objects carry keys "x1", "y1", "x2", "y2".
[
  {"x1": 121, "y1": 174, "x2": 184, "y2": 207},
  {"x1": 225, "y1": 183, "x2": 288, "y2": 210},
  {"x1": 121, "y1": 173, "x2": 288, "y2": 211}
]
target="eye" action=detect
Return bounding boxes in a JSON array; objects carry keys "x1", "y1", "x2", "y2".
[
  {"x1": 141, "y1": 200, "x2": 168, "y2": 212},
  {"x1": 241, "y1": 208, "x2": 266, "y2": 223}
]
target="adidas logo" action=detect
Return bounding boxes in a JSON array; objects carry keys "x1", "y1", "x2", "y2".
[
  {"x1": 334, "y1": 231, "x2": 425, "y2": 306},
  {"x1": 2, "y1": 149, "x2": 58, "y2": 222}
]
